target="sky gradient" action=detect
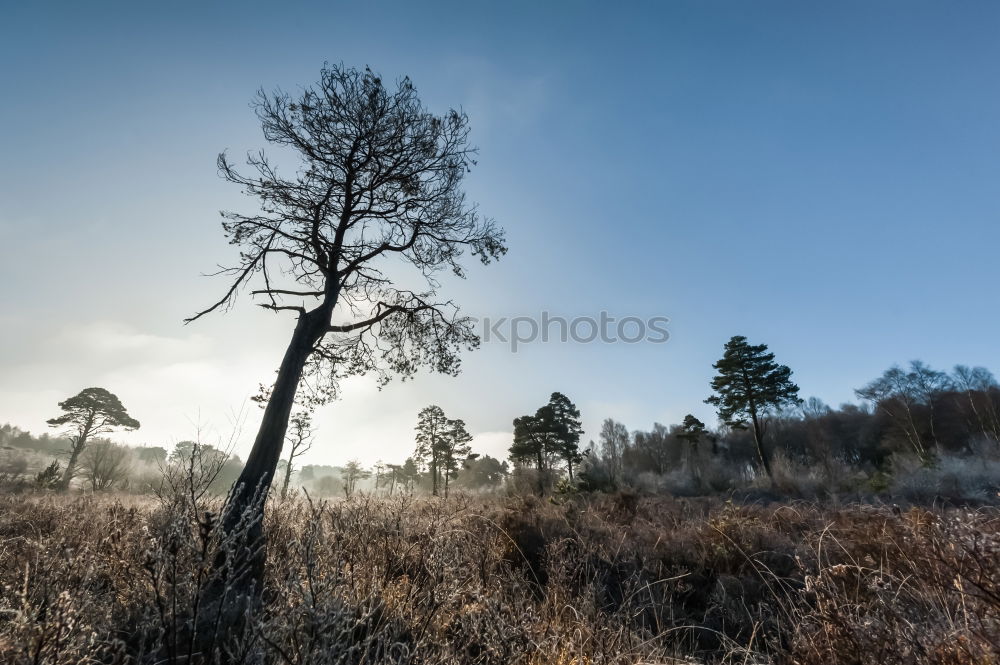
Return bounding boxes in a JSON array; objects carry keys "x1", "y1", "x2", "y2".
[{"x1": 2, "y1": 1, "x2": 998, "y2": 466}]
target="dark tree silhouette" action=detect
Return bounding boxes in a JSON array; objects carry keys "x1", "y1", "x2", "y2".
[
  {"x1": 510, "y1": 411, "x2": 550, "y2": 472},
  {"x1": 677, "y1": 414, "x2": 707, "y2": 484},
  {"x1": 509, "y1": 394, "x2": 579, "y2": 472},
  {"x1": 856, "y1": 361, "x2": 951, "y2": 462},
  {"x1": 80, "y1": 441, "x2": 132, "y2": 491},
  {"x1": 598, "y1": 418, "x2": 629, "y2": 487},
  {"x1": 509, "y1": 393, "x2": 583, "y2": 491},
  {"x1": 677, "y1": 414, "x2": 707, "y2": 449},
  {"x1": 34, "y1": 461, "x2": 61, "y2": 489},
  {"x1": 546, "y1": 392, "x2": 583, "y2": 481},
  {"x1": 510, "y1": 409, "x2": 554, "y2": 495},
  {"x1": 456, "y1": 454, "x2": 507, "y2": 489},
  {"x1": 441, "y1": 418, "x2": 473, "y2": 498},
  {"x1": 46, "y1": 387, "x2": 139, "y2": 490},
  {"x1": 186, "y1": 65, "x2": 505, "y2": 551},
  {"x1": 705, "y1": 336, "x2": 801, "y2": 479},
  {"x1": 414, "y1": 405, "x2": 449, "y2": 496},
  {"x1": 952, "y1": 365, "x2": 1000, "y2": 443}
]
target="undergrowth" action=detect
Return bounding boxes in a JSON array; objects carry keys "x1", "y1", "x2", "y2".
[{"x1": 0, "y1": 490, "x2": 996, "y2": 663}]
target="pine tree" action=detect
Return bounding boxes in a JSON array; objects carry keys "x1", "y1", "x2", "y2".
[
  {"x1": 677, "y1": 414, "x2": 707, "y2": 485},
  {"x1": 46, "y1": 387, "x2": 140, "y2": 490},
  {"x1": 510, "y1": 411, "x2": 551, "y2": 472},
  {"x1": 546, "y1": 392, "x2": 583, "y2": 481},
  {"x1": 705, "y1": 336, "x2": 801, "y2": 478},
  {"x1": 401, "y1": 457, "x2": 420, "y2": 494},
  {"x1": 441, "y1": 418, "x2": 473, "y2": 498},
  {"x1": 509, "y1": 392, "x2": 584, "y2": 489},
  {"x1": 414, "y1": 405, "x2": 449, "y2": 496},
  {"x1": 340, "y1": 459, "x2": 370, "y2": 498}
]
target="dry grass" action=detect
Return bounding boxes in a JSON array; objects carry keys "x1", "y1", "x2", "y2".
[{"x1": 0, "y1": 490, "x2": 997, "y2": 664}]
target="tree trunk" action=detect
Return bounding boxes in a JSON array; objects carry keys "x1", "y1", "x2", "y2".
[
  {"x1": 211, "y1": 305, "x2": 331, "y2": 601},
  {"x1": 280, "y1": 461, "x2": 292, "y2": 500},
  {"x1": 223, "y1": 311, "x2": 324, "y2": 529},
  {"x1": 901, "y1": 402, "x2": 927, "y2": 460},
  {"x1": 60, "y1": 441, "x2": 84, "y2": 490},
  {"x1": 689, "y1": 443, "x2": 703, "y2": 488},
  {"x1": 197, "y1": 307, "x2": 330, "y2": 652},
  {"x1": 536, "y1": 449, "x2": 545, "y2": 495},
  {"x1": 749, "y1": 409, "x2": 773, "y2": 480},
  {"x1": 59, "y1": 413, "x2": 94, "y2": 490}
]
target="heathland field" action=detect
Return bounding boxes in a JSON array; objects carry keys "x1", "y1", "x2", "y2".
[
  {"x1": 5, "y1": 7, "x2": 1000, "y2": 664},
  {"x1": 1, "y1": 490, "x2": 997, "y2": 664}
]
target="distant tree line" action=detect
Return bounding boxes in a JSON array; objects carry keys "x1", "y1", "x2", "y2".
[
  {"x1": 0, "y1": 392, "x2": 511, "y2": 497},
  {"x1": 580, "y1": 339, "x2": 1000, "y2": 496},
  {"x1": 4, "y1": 336, "x2": 998, "y2": 499},
  {"x1": 504, "y1": 336, "x2": 1000, "y2": 497}
]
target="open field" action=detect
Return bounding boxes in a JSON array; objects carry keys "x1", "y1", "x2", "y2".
[{"x1": 1, "y1": 491, "x2": 997, "y2": 664}]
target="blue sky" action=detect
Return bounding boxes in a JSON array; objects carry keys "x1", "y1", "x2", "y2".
[{"x1": 1, "y1": 1, "x2": 998, "y2": 465}]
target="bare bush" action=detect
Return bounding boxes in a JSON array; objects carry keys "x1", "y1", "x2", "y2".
[
  {"x1": 79, "y1": 440, "x2": 133, "y2": 491},
  {"x1": 891, "y1": 453, "x2": 1000, "y2": 504}
]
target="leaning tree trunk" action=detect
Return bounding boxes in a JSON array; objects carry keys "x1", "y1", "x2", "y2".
[
  {"x1": 59, "y1": 414, "x2": 93, "y2": 490},
  {"x1": 205, "y1": 303, "x2": 333, "y2": 622},
  {"x1": 749, "y1": 410, "x2": 773, "y2": 480},
  {"x1": 59, "y1": 440, "x2": 85, "y2": 490},
  {"x1": 280, "y1": 461, "x2": 292, "y2": 500},
  {"x1": 223, "y1": 307, "x2": 329, "y2": 534}
]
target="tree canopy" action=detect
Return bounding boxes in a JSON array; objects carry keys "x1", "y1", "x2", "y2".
[
  {"x1": 705, "y1": 335, "x2": 801, "y2": 478},
  {"x1": 414, "y1": 405, "x2": 449, "y2": 496},
  {"x1": 188, "y1": 64, "x2": 506, "y2": 401},
  {"x1": 184, "y1": 64, "x2": 506, "y2": 577},
  {"x1": 509, "y1": 392, "x2": 584, "y2": 482}
]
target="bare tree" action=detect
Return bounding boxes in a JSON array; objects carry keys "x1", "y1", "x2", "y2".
[
  {"x1": 186, "y1": 65, "x2": 505, "y2": 553},
  {"x1": 599, "y1": 418, "x2": 629, "y2": 487},
  {"x1": 280, "y1": 410, "x2": 314, "y2": 499},
  {"x1": 856, "y1": 361, "x2": 951, "y2": 462},
  {"x1": 631, "y1": 423, "x2": 672, "y2": 475},
  {"x1": 79, "y1": 441, "x2": 132, "y2": 491},
  {"x1": 953, "y1": 365, "x2": 1000, "y2": 443},
  {"x1": 907, "y1": 361, "x2": 951, "y2": 450},
  {"x1": 156, "y1": 414, "x2": 245, "y2": 510}
]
